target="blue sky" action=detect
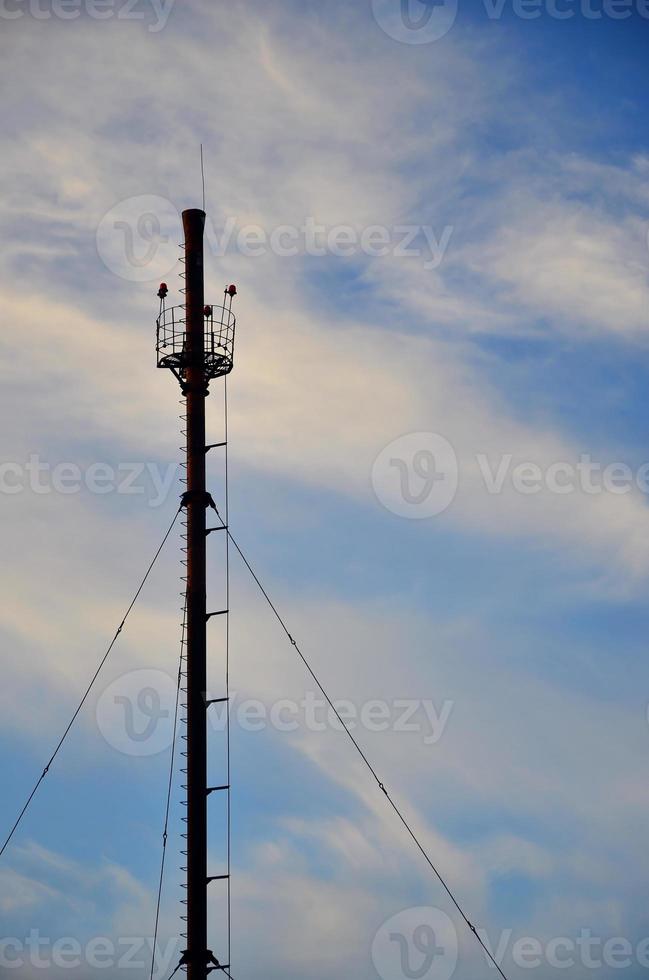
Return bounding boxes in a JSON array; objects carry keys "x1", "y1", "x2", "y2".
[{"x1": 1, "y1": 1, "x2": 649, "y2": 978}]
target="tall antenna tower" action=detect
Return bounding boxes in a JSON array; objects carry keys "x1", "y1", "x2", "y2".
[
  {"x1": 0, "y1": 209, "x2": 515, "y2": 980},
  {"x1": 156, "y1": 209, "x2": 237, "y2": 980}
]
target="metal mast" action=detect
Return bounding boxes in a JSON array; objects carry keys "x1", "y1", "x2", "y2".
[
  {"x1": 183, "y1": 207, "x2": 209, "y2": 980},
  {"x1": 156, "y1": 209, "x2": 237, "y2": 980}
]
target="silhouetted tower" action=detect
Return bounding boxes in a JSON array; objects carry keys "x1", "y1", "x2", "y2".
[{"x1": 156, "y1": 209, "x2": 236, "y2": 980}]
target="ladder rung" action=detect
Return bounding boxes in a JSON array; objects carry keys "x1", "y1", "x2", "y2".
[
  {"x1": 206, "y1": 610, "x2": 228, "y2": 620},
  {"x1": 207, "y1": 874, "x2": 229, "y2": 883},
  {"x1": 206, "y1": 697, "x2": 228, "y2": 707},
  {"x1": 207, "y1": 784, "x2": 230, "y2": 795},
  {"x1": 206, "y1": 526, "x2": 228, "y2": 535},
  {"x1": 205, "y1": 442, "x2": 227, "y2": 452}
]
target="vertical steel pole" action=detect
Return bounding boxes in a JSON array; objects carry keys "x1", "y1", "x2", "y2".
[{"x1": 183, "y1": 208, "x2": 208, "y2": 980}]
